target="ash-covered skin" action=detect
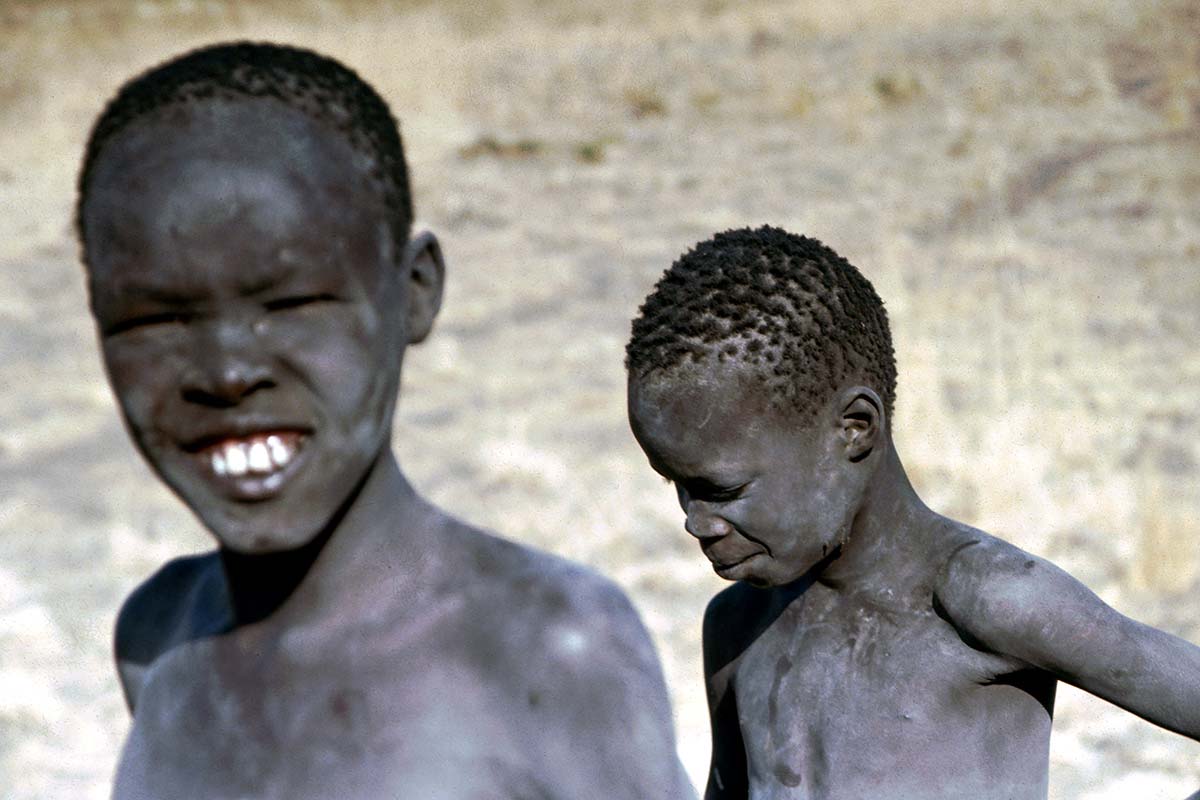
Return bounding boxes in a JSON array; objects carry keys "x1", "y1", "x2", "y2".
[
  {"x1": 82, "y1": 43, "x2": 692, "y2": 800},
  {"x1": 627, "y1": 230, "x2": 1200, "y2": 800},
  {"x1": 628, "y1": 364, "x2": 868, "y2": 589},
  {"x1": 86, "y1": 100, "x2": 410, "y2": 556}
]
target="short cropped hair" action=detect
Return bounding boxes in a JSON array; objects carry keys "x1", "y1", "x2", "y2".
[
  {"x1": 76, "y1": 41, "x2": 412, "y2": 259},
  {"x1": 626, "y1": 226, "x2": 897, "y2": 420}
]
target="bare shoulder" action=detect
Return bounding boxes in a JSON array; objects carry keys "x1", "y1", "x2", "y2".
[
  {"x1": 449, "y1": 522, "x2": 690, "y2": 797},
  {"x1": 453, "y1": 521, "x2": 661, "y2": 673},
  {"x1": 702, "y1": 581, "x2": 772, "y2": 680},
  {"x1": 115, "y1": 551, "x2": 228, "y2": 710},
  {"x1": 928, "y1": 519, "x2": 1200, "y2": 736},
  {"x1": 932, "y1": 522, "x2": 1108, "y2": 663}
]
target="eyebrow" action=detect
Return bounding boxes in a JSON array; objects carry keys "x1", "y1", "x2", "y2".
[
  {"x1": 112, "y1": 262, "x2": 305, "y2": 304},
  {"x1": 647, "y1": 457, "x2": 740, "y2": 489},
  {"x1": 111, "y1": 282, "x2": 201, "y2": 306},
  {"x1": 684, "y1": 476, "x2": 747, "y2": 492},
  {"x1": 237, "y1": 263, "x2": 303, "y2": 296}
]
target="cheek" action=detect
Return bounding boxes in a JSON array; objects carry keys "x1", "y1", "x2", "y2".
[
  {"x1": 102, "y1": 341, "x2": 182, "y2": 430},
  {"x1": 271, "y1": 311, "x2": 399, "y2": 424},
  {"x1": 767, "y1": 480, "x2": 849, "y2": 547}
]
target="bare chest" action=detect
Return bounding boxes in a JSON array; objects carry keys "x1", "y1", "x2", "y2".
[
  {"x1": 734, "y1": 599, "x2": 1053, "y2": 800},
  {"x1": 113, "y1": 631, "x2": 547, "y2": 800}
]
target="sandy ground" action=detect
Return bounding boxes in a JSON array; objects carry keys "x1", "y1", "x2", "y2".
[{"x1": 1, "y1": 0, "x2": 1198, "y2": 797}]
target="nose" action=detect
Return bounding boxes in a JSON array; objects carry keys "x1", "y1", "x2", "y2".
[
  {"x1": 182, "y1": 318, "x2": 274, "y2": 406},
  {"x1": 684, "y1": 501, "x2": 733, "y2": 541}
]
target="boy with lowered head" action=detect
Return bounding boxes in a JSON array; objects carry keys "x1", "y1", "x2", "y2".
[
  {"x1": 78, "y1": 42, "x2": 691, "y2": 799},
  {"x1": 626, "y1": 226, "x2": 1200, "y2": 799}
]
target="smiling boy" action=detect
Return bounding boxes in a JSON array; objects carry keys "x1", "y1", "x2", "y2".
[
  {"x1": 79, "y1": 42, "x2": 690, "y2": 799},
  {"x1": 626, "y1": 226, "x2": 1200, "y2": 799}
]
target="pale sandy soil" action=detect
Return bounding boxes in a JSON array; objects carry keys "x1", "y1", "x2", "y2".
[{"x1": 1, "y1": 0, "x2": 1198, "y2": 797}]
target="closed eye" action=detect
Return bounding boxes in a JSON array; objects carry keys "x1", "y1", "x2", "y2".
[
  {"x1": 105, "y1": 312, "x2": 190, "y2": 336},
  {"x1": 263, "y1": 293, "x2": 338, "y2": 312},
  {"x1": 702, "y1": 487, "x2": 745, "y2": 503},
  {"x1": 680, "y1": 479, "x2": 748, "y2": 504}
]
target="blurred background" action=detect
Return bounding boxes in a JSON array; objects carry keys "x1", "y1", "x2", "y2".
[{"x1": 1, "y1": 0, "x2": 1198, "y2": 797}]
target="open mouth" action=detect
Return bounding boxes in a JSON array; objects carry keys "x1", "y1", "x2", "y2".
[{"x1": 188, "y1": 431, "x2": 308, "y2": 499}]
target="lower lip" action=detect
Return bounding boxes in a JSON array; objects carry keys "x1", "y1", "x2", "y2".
[
  {"x1": 710, "y1": 553, "x2": 760, "y2": 579},
  {"x1": 191, "y1": 437, "x2": 309, "y2": 502}
]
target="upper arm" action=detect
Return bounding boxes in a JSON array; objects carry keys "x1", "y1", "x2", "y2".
[
  {"x1": 701, "y1": 589, "x2": 750, "y2": 800},
  {"x1": 114, "y1": 553, "x2": 225, "y2": 713},
  {"x1": 114, "y1": 575, "x2": 166, "y2": 712},
  {"x1": 937, "y1": 540, "x2": 1200, "y2": 738}
]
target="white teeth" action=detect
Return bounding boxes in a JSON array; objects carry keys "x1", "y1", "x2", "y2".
[
  {"x1": 248, "y1": 441, "x2": 271, "y2": 472},
  {"x1": 225, "y1": 443, "x2": 249, "y2": 476},
  {"x1": 204, "y1": 434, "x2": 299, "y2": 480},
  {"x1": 266, "y1": 435, "x2": 292, "y2": 467}
]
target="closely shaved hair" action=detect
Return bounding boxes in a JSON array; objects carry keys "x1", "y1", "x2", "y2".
[
  {"x1": 627, "y1": 225, "x2": 897, "y2": 420},
  {"x1": 77, "y1": 41, "x2": 412, "y2": 259}
]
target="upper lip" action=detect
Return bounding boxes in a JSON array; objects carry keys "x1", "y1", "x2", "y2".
[{"x1": 179, "y1": 419, "x2": 313, "y2": 452}]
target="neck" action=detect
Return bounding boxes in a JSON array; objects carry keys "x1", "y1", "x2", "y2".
[
  {"x1": 219, "y1": 448, "x2": 423, "y2": 626},
  {"x1": 815, "y1": 435, "x2": 940, "y2": 603}
]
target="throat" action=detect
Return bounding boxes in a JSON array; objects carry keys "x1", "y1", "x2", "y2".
[
  {"x1": 217, "y1": 447, "x2": 385, "y2": 626},
  {"x1": 219, "y1": 528, "x2": 331, "y2": 626},
  {"x1": 218, "y1": 450, "x2": 433, "y2": 628}
]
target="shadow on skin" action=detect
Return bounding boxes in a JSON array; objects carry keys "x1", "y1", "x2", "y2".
[{"x1": 704, "y1": 549, "x2": 839, "y2": 677}]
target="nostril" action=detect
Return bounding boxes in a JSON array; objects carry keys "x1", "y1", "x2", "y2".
[
  {"x1": 182, "y1": 368, "x2": 275, "y2": 407},
  {"x1": 182, "y1": 386, "x2": 236, "y2": 408},
  {"x1": 685, "y1": 509, "x2": 731, "y2": 541},
  {"x1": 182, "y1": 378, "x2": 274, "y2": 408}
]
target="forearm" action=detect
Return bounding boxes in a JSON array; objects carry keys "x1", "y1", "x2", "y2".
[
  {"x1": 1113, "y1": 621, "x2": 1200, "y2": 737},
  {"x1": 1064, "y1": 617, "x2": 1200, "y2": 739}
]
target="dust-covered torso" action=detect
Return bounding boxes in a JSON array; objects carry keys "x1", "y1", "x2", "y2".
[
  {"x1": 115, "y1": 610, "x2": 556, "y2": 799},
  {"x1": 111, "y1": 533, "x2": 640, "y2": 800},
  {"x1": 727, "y1": 566, "x2": 1055, "y2": 799}
]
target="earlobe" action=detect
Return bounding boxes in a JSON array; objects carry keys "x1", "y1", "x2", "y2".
[
  {"x1": 839, "y1": 387, "x2": 882, "y2": 463},
  {"x1": 402, "y1": 230, "x2": 445, "y2": 345}
]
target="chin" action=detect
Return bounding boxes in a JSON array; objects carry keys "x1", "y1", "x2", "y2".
[
  {"x1": 214, "y1": 529, "x2": 293, "y2": 555},
  {"x1": 215, "y1": 529, "x2": 319, "y2": 555},
  {"x1": 726, "y1": 558, "x2": 788, "y2": 588},
  {"x1": 165, "y1": 471, "x2": 348, "y2": 555},
  {"x1": 195, "y1": 507, "x2": 326, "y2": 555}
]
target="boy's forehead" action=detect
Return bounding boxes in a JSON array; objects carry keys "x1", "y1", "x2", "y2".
[
  {"x1": 631, "y1": 359, "x2": 776, "y2": 427},
  {"x1": 634, "y1": 357, "x2": 758, "y2": 398},
  {"x1": 84, "y1": 98, "x2": 393, "y2": 290},
  {"x1": 88, "y1": 97, "x2": 377, "y2": 210}
]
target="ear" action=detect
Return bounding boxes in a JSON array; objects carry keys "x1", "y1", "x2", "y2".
[
  {"x1": 836, "y1": 386, "x2": 883, "y2": 463},
  {"x1": 401, "y1": 230, "x2": 445, "y2": 345}
]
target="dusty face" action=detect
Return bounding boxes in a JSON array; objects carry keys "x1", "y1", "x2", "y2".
[
  {"x1": 82, "y1": 99, "x2": 412, "y2": 554},
  {"x1": 628, "y1": 361, "x2": 868, "y2": 587}
]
